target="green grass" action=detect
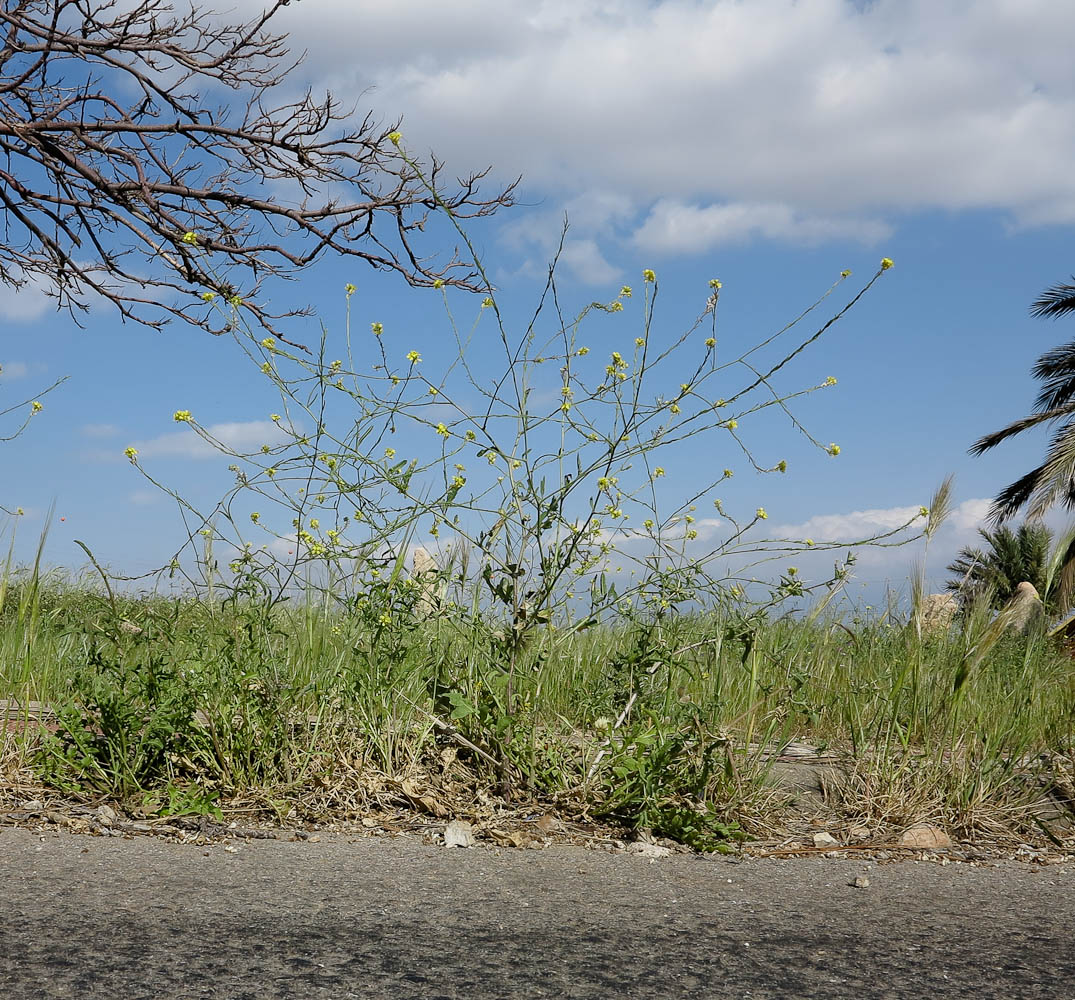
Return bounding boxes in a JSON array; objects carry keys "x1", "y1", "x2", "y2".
[{"x1": 2, "y1": 575, "x2": 1073, "y2": 849}]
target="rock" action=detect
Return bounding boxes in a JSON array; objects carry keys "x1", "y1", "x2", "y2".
[
  {"x1": 443, "y1": 819, "x2": 475, "y2": 849},
  {"x1": 1004, "y1": 582, "x2": 1044, "y2": 634},
  {"x1": 812, "y1": 831, "x2": 840, "y2": 848},
  {"x1": 848, "y1": 825, "x2": 871, "y2": 841},
  {"x1": 899, "y1": 823, "x2": 952, "y2": 849},
  {"x1": 534, "y1": 813, "x2": 561, "y2": 835},
  {"x1": 96, "y1": 805, "x2": 118, "y2": 828},
  {"x1": 919, "y1": 593, "x2": 959, "y2": 634},
  {"x1": 412, "y1": 547, "x2": 446, "y2": 616},
  {"x1": 629, "y1": 841, "x2": 673, "y2": 858},
  {"x1": 851, "y1": 876, "x2": 870, "y2": 888}
]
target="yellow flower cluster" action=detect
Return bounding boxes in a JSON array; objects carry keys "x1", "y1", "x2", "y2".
[{"x1": 173, "y1": 410, "x2": 192, "y2": 422}]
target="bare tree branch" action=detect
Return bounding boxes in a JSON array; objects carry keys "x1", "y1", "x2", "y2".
[{"x1": 0, "y1": 0, "x2": 517, "y2": 348}]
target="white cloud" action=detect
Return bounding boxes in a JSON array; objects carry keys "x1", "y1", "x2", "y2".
[
  {"x1": 127, "y1": 420, "x2": 293, "y2": 461},
  {"x1": 0, "y1": 361, "x2": 30, "y2": 380},
  {"x1": 224, "y1": 0, "x2": 1075, "y2": 252},
  {"x1": 773, "y1": 502, "x2": 927, "y2": 542},
  {"x1": 0, "y1": 277, "x2": 51, "y2": 322},
  {"x1": 81, "y1": 423, "x2": 121, "y2": 438},
  {"x1": 128, "y1": 490, "x2": 160, "y2": 506},
  {"x1": 632, "y1": 200, "x2": 892, "y2": 254}
]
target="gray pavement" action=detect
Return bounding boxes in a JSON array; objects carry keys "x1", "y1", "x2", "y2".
[{"x1": 0, "y1": 826, "x2": 1072, "y2": 999}]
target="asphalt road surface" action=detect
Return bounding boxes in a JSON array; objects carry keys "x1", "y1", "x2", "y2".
[{"x1": 0, "y1": 826, "x2": 1072, "y2": 999}]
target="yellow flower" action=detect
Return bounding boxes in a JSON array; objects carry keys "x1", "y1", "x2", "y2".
[
  {"x1": 577, "y1": 346, "x2": 590, "y2": 356},
  {"x1": 653, "y1": 467, "x2": 665, "y2": 478},
  {"x1": 805, "y1": 538, "x2": 814, "y2": 547},
  {"x1": 270, "y1": 413, "x2": 281, "y2": 422},
  {"x1": 725, "y1": 418, "x2": 738, "y2": 430},
  {"x1": 776, "y1": 460, "x2": 787, "y2": 473},
  {"x1": 261, "y1": 337, "x2": 275, "y2": 350},
  {"x1": 30, "y1": 400, "x2": 42, "y2": 413},
  {"x1": 465, "y1": 430, "x2": 476, "y2": 441},
  {"x1": 708, "y1": 278, "x2": 722, "y2": 290},
  {"x1": 345, "y1": 283, "x2": 356, "y2": 296},
  {"x1": 201, "y1": 291, "x2": 216, "y2": 302},
  {"x1": 428, "y1": 386, "x2": 439, "y2": 396},
  {"x1": 388, "y1": 131, "x2": 402, "y2": 145},
  {"x1": 452, "y1": 475, "x2": 465, "y2": 488},
  {"x1": 266, "y1": 467, "x2": 276, "y2": 478},
  {"x1": 173, "y1": 409, "x2": 191, "y2": 422},
  {"x1": 880, "y1": 257, "x2": 894, "y2": 270},
  {"x1": 309, "y1": 518, "x2": 320, "y2": 529},
  {"x1": 824, "y1": 376, "x2": 837, "y2": 386},
  {"x1": 643, "y1": 518, "x2": 654, "y2": 530},
  {"x1": 919, "y1": 506, "x2": 929, "y2": 518},
  {"x1": 250, "y1": 512, "x2": 260, "y2": 523},
  {"x1": 433, "y1": 278, "x2": 445, "y2": 289},
  {"x1": 643, "y1": 269, "x2": 656, "y2": 282},
  {"x1": 384, "y1": 447, "x2": 396, "y2": 459},
  {"x1": 436, "y1": 422, "x2": 449, "y2": 437},
  {"x1": 635, "y1": 337, "x2": 645, "y2": 347},
  {"x1": 260, "y1": 362, "x2": 272, "y2": 374},
  {"x1": 756, "y1": 507, "x2": 768, "y2": 520},
  {"x1": 482, "y1": 297, "x2": 494, "y2": 308},
  {"x1": 228, "y1": 295, "x2": 242, "y2": 308},
  {"x1": 669, "y1": 403, "x2": 680, "y2": 414},
  {"x1": 828, "y1": 443, "x2": 841, "y2": 456},
  {"x1": 371, "y1": 322, "x2": 383, "y2": 336},
  {"x1": 124, "y1": 447, "x2": 138, "y2": 460},
  {"x1": 705, "y1": 337, "x2": 716, "y2": 348},
  {"x1": 261, "y1": 445, "x2": 270, "y2": 454},
  {"x1": 840, "y1": 269, "x2": 851, "y2": 278},
  {"x1": 406, "y1": 350, "x2": 421, "y2": 363},
  {"x1": 609, "y1": 301, "x2": 624, "y2": 312},
  {"x1": 560, "y1": 401, "x2": 571, "y2": 413},
  {"x1": 723, "y1": 468, "x2": 734, "y2": 478},
  {"x1": 620, "y1": 285, "x2": 633, "y2": 298},
  {"x1": 182, "y1": 231, "x2": 198, "y2": 245}
]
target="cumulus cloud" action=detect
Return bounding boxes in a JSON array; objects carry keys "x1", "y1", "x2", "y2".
[
  {"x1": 0, "y1": 278, "x2": 51, "y2": 322},
  {"x1": 222, "y1": 0, "x2": 1075, "y2": 256},
  {"x1": 0, "y1": 361, "x2": 30, "y2": 380},
  {"x1": 80, "y1": 423, "x2": 121, "y2": 438},
  {"x1": 632, "y1": 200, "x2": 892, "y2": 254},
  {"x1": 104, "y1": 420, "x2": 295, "y2": 462}
]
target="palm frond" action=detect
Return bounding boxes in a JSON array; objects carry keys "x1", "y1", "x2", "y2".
[
  {"x1": 1025, "y1": 419, "x2": 1075, "y2": 521},
  {"x1": 1033, "y1": 341, "x2": 1075, "y2": 410},
  {"x1": 1031, "y1": 278, "x2": 1075, "y2": 319},
  {"x1": 969, "y1": 404, "x2": 1075, "y2": 455},
  {"x1": 988, "y1": 464, "x2": 1049, "y2": 523}
]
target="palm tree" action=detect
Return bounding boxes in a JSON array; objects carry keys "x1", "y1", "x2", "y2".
[
  {"x1": 970, "y1": 275, "x2": 1075, "y2": 523},
  {"x1": 946, "y1": 521, "x2": 1075, "y2": 614}
]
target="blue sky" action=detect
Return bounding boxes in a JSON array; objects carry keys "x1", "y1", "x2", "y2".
[{"x1": 3, "y1": 0, "x2": 1075, "y2": 607}]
